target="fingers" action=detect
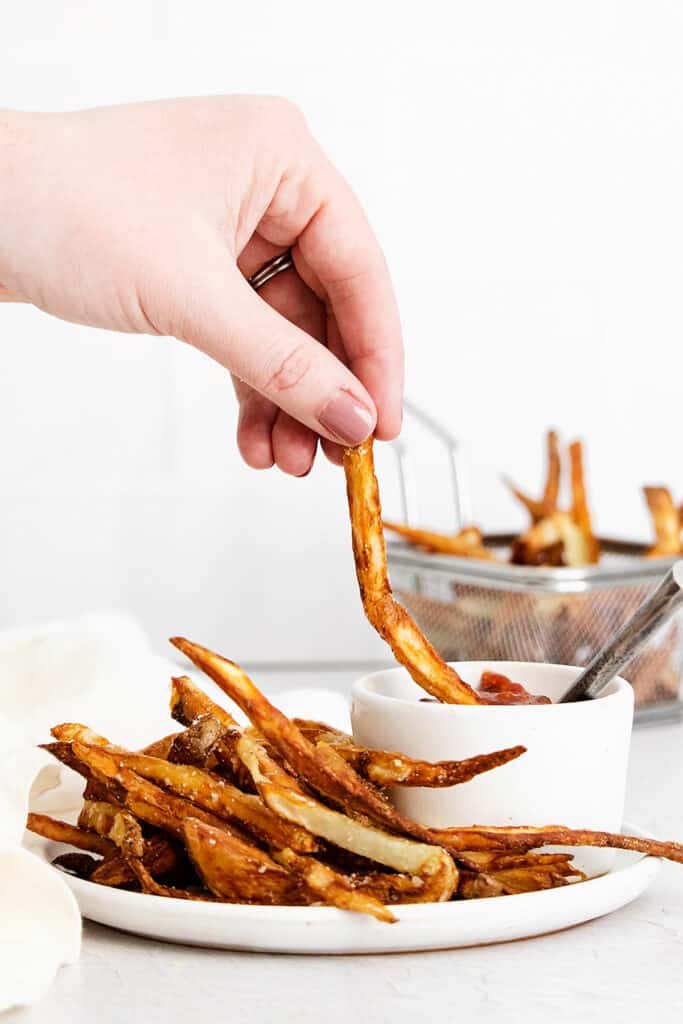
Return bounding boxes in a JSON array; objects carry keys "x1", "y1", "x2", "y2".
[
  {"x1": 271, "y1": 411, "x2": 318, "y2": 476},
  {"x1": 259, "y1": 155, "x2": 404, "y2": 441},
  {"x1": 234, "y1": 381, "x2": 278, "y2": 469},
  {"x1": 182, "y1": 258, "x2": 377, "y2": 447}
]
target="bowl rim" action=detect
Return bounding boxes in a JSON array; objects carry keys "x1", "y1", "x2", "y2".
[{"x1": 351, "y1": 660, "x2": 633, "y2": 714}]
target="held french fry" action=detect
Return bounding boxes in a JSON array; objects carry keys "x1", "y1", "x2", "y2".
[{"x1": 343, "y1": 440, "x2": 484, "y2": 705}]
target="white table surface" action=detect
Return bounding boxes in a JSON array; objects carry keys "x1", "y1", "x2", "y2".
[{"x1": 8, "y1": 668, "x2": 683, "y2": 1024}]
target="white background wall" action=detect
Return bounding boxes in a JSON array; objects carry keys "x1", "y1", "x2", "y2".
[{"x1": 1, "y1": 2, "x2": 682, "y2": 662}]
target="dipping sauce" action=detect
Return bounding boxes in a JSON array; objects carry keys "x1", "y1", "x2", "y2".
[
  {"x1": 476, "y1": 670, "x2": 552, "y2": 705},
  {"x1": 420, "y1": 670, "x2": 551, "y2": 705}
]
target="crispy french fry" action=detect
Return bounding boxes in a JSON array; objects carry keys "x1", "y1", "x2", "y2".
[
  {"x1": 293, "y1": 719, "x2": 526, "y2": 788},
  {"x1": 182, "y1": 818, "x2": 306, "y2": 905},
  {"x1": 26, "y1": 812, "x2": 115, "y2": 857},
  {"x1": 78, "y1": 800, "x2": 144, "y2": 859},
  {"x1": 505, "y1": 430, "x2": 561, "y2": 523},
  {"x1": 170, "y1": 676, "x2": 251, "y2": 788},
  {"x1": 512, "y1": 511, "x2": 596, "y2": 568},
  {"x1": 141, "y1": 733, "x2": 181, "y2": 759},
  {"x1": 568, "y1": 440, "x2": 599, "y2": 563},
  {"x1": 429, "y1": 823, "x2": 683, "y2": 862},
  {"x1": 382, "y1": 522, "x2": 496, "y2": 561},
  {"x1": 342, "y1": 440, "x2": 484, "y2": 705},
  {"x1": 167, "y1": 715, "x2": 223, "y2": 766},
  {"x1": 644, "y1": 486, "x2": 682, "y2": 557}
]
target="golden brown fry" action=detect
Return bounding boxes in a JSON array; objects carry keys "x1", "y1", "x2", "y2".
[
  {"x1": 568, "y1": 440, "x2": 599, "y2": 564},
  {"x1": 505, "y1": 429, "x2": 561, "y2": 523},
  {"x1": 167, "y1": 715, "x2": 224, "y2": 766},
  {"x1": 182, "y1": 818, "x2": 306, "y2": 905},
  {"x1": 237, "y1": 731, "x2": 458, "y2": 902},
  {"x1": 78, "y1": 800, "x2": 144, "y2": 859},
  {"x1": 382, "y1": 522, "x2": 496, "y2": 561},
  {"x1": 512, "y1": 511, "x2": 596, "y2": 568},
  {"x1": 141, "y1": 733, "x2": 181, "y2": 759},
  {"x1": 26, "y1": 812, "x2": 115, "y2": 857},
  {"x1": 644, "y1": 486, "x2": 682, "y2": 557},
  {"x1": 293, "y1": 719, "x2": 525, "y2": 788},
  {"x1": 342, "y1": 441, "x2": 484, "y2": 705},
  {"x1": 170, "y1": 676, "x2": 251, "y2": 788},
  {"x1": 431, "y1": 823, "x2": 683, "y2": 862},
  {"x1": 273, "y1": 848, "x2": 396, "y2": 922}
]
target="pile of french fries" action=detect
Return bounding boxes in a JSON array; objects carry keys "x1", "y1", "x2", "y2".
[
  {"x1": 27, "y1": 439, "x2": 683, "y2": 918},
  {"x1": 384, "y1": 430, "x2": 680, "y2": 567}
]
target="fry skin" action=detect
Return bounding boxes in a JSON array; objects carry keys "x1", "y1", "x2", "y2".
[
  {"x1": 644, "y1": 486, "x2": 682, "y2": 557},
  {"x1": 343, "y1": 440, "x2": 484, "y2": 705},
  {"x1": 505, "y1": 429, "x2": 561, "y2": 523},
  {"x1": 293, "y1": 719, "x2": 526, "y2": 787},
  {"x1": 382, "y1": 522, "x2": 496, "y2": 561}
]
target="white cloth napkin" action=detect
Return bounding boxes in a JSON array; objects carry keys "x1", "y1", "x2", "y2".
[{"x1": 0, "y1": 611, "x2": 350, "y2": 1014}]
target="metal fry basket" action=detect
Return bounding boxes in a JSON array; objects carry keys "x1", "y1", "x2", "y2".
[{"x1": 386, "y1": 403, "x2": 683, "y2": 724}]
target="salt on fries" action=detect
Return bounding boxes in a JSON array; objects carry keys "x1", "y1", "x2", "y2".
[{"x1": 29, "y1": 639, "x2": 683, "y2": 920}]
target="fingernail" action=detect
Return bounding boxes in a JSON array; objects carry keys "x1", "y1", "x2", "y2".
[{"x1": 319, "y1": 392, "x2": 375, "y2": 446}]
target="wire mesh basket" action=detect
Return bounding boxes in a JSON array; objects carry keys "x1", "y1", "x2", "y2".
[{"x1": 386, "y1": 404, "x2": 683, "y2": 724}]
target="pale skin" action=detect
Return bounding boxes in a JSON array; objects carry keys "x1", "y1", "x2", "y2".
[{"x1": 0, "y1": 96, "x2": 404, "y2": 475}]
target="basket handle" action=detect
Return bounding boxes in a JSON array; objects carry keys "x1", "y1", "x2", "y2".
[{"x1": 389, "y1": 399, "x2": 472, "y2": 530}]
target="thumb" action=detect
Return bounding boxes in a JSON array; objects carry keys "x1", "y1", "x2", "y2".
[{"x1": 178, "y1": 265, "x2": 377, "y2": 446}]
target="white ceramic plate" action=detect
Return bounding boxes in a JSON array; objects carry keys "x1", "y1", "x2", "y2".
[{"x1": 26, "y1": 823, "x2": 659, "y2": 954}]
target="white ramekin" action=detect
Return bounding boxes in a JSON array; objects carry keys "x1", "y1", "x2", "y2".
[{"x1": 351, "y1": 662, "x2": 634, "y2": 876}]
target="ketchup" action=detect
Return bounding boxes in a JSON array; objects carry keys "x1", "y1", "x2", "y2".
[{"x1": 476, "y1": 670, "x2": 551, "y2": 706}]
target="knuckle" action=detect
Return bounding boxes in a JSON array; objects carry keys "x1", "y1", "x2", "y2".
[{"x1": 263, "y1": 344, "x2": 312, "y2": 394}]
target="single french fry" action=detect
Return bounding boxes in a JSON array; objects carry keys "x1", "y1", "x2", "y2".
[
  {"x1": 568, "y1": 440, "x2": 599, "y2": 563},
  {"x1": 429, "y1": 823, "x2": 683, "y2": 862},
  {"x1": 382, "y1": 522, "x2": 496, "y2": 561},
  {"x1": 26, "y1": 812, "x2": 115, "y2": 857},
  {"x1": 512, "y1": 511, "x2": 596, "y2": 568},
  {"x1": 170, "y1": 676, "x2": 252, "y2": 788},
  {"x1": 644, "y1": 486, "x2": 682, "y2": 557},
  {"x1": 505, "y1": 430, "x2": 561, "y2": 523},
  {"x1": 78, "y1": 800, "x2": 144, "y2": 859},
  {"x1": 167, "y1": 715, "x2": 224, "y2": 766},
  {"x1": 182, "y1": 818, "x2": 306, "y2": 905},
  {"x1": 293, "y1": 719, "x2": 526, "y2": 788},
  {"x1": 342, "y1": 440, "x2": 484, "y2": 705}
]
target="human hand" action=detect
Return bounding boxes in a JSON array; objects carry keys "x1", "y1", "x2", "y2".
[{"x1": 0, "y1": 97, "x2": 403, "y2": 474}]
